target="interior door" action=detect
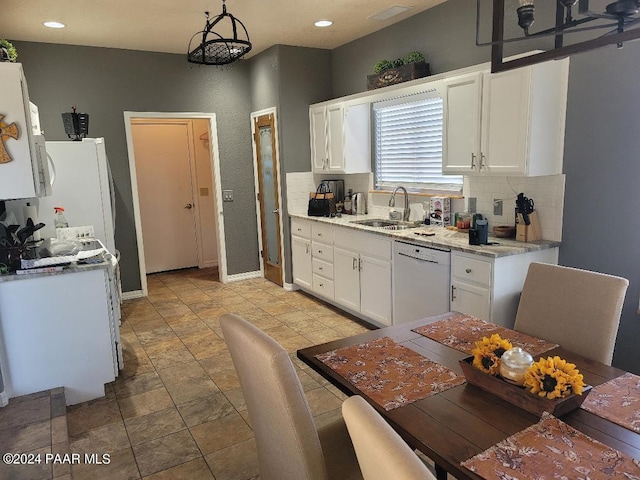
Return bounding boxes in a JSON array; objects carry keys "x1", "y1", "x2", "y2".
[
  {"x1": 253, "y1": 113, "x2": 283, "y2": 286},
  {"x1": 131, "y1": 121, "x2": 198, "y2": 273}
]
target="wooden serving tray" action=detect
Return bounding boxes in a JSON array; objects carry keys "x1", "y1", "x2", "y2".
[{"x1": 459, "y1": 357, "x2": 591, "y2": 417}]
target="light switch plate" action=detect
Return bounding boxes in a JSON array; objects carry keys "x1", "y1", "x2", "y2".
[
  {"x1": 493, "y1": 199, "x2": 503, "y2": 216},
  {"x1": 468, "y1": 197, "x2": 477, "y2": 213},
  {"x1": 223, "y1": 190, "x2": 233, "y2": 202}
]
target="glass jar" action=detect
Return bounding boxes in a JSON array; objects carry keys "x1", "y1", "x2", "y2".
[
  {"x1": 456, "y1": 212, "x2": 471, "y2": 230},
  {"x1": 499, "y1": 347, "x2": 534, "y2": 385}
]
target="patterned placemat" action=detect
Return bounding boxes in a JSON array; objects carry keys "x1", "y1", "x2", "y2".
[
  {"x1": 462, "y1": 412, "x2": 640, "y2": 479},
  {"x1": 315, "y1": 337, "x2": 465, "y2": 411},
  {"x1": 413, "y1": 314, "x2": 558, "y2": 357},
  {"x1": 580, "y1": 372, "x2": 640, "y2": 433}
]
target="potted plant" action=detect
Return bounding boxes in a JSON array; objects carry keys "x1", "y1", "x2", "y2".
[
  {"x1": 0, "y1": 39, "x2": 18, "y2": 62},
  {"x1": 367, "y1": 51, "x2": 430, "y2": 90}
]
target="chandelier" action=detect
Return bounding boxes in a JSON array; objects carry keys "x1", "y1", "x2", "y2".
[
  {"x1": 187, "y1": 0, "x2": 252, "y2": 66},
  {"x1": 476, "y1": 0, "x2": 640, "y2": 72}
]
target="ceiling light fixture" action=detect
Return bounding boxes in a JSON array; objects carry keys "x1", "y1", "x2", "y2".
[
  {"x1": 187, "y1": 0, "x2": 252, "y2": 66},
  {"x1": 314, "y1": 20, "x2": 333, "y2": 27},
  {"x1": 43, "y1": 21, "x2": 66, "y2": 29},
  {"x1": 477, "y1": 0, "x2": 640, "y2": 73}
]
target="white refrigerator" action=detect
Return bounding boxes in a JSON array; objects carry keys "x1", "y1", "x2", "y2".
[{"x1": 38, "y1": 138, "x2": 116, "y2": 255}]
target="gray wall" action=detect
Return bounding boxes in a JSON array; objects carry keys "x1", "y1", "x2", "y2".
[
  {"x1": 248, "y1": 45, "x2": 332, "y2": 283},
  {"x1": 331, "y1": 0, "x2": 640, "y2": 374},
  {"x1": 14, "y1": 41, "x2": 259, "y2": 291}
]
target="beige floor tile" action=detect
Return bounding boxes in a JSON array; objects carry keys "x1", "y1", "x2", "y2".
[
  {"x1": 72, "y1": 447, "x2": 140, "y2": 480},
  {"x1": 176, "y1": 393, "x2": 236, "y2": 428},
  {"x1": 0, "y1": 395, "x2": 50, "y2": 431},
  {"x1": 0, "y1": 445, "x2": 52, "y2": 480},
  {"x1": 170, "y1": 318, "x2": 212, "y2": 338},
  {"x1": 304, "y1": 328, "x2": 346, "y2": 345},
  {"x1": 263, "y1": 324, "x2": 299, "y2": 342},
  {"x1": 113, "y1": 371, "x2": 165, "y2": 399},
  {"x1": 204, "y1": 438, "x2": 260, "y2": 480},
  {"x1": 67, "y1": 399, "x2": 122, "y2": 437},
  {"x1": 198, "y1": 355, "x2": 240, "y2": 391},
  {"x1": 180, "y1": 330, "x2": 227, "y2": 360},
  {"x1": 142, "y1": 458, "x2": 214, "y2": 480},
  {"x1": 135, "y1": 326, "x2": 179, "y2": 346},
  {"x1": 148, "y1": 347, "x2": 196, "y2": 371},
  {"x1": 118, "y1": 388, "x2": 175, "y2": 420},
  {"x1": 0, "y1": 419, "x2": 50, "y2": 453},
  {"x1": 69, "y1": 421, "x2": 129, "y2": 455},
  {"x1": 189, "y1": 412, "x2": 253, "y2": 455},
  {"x1": 158, "y1": 361, "x2": 220, "y2": 404},
  {"x1": 142, "y1": 337, "x2": 185, "y2": 356},
  {"x1": 124, "y1": 407, "x2": 186, "y2": 446},
  {"x1": 222, "y1": 387, "x2": 246, "y2": 412},
  {"x1": 132, "y1": 430, "x2": 201, "y2": 478},
  {"x1": 260, "y1": 302, "x2": 293, "y2": 316},
  {"x1": 304, "y1": 387, "x2": 343, "y2": 417},
  {"x1": 161, "y1": 311, "x2": 201, "y2": 327}
]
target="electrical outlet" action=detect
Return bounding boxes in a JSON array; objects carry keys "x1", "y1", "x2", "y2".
[
  {"x1": 493, "y1": 199, "x2": 503, "y2": 216},
  {"x1": 468, "y1": 197, "x2": 477, "y2": 213},
  {"x1": 223, "y1": 190, "x2": 234, "y2": 202}
]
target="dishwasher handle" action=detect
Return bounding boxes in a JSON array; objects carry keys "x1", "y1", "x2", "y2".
[{"x1": 397, "y1": 251, "x2": 440, "y2": 264}]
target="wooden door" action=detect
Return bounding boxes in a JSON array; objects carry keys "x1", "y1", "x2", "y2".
[
  {"x1": 131, "y1": 121, "x2": 198, "y2": 273},
  {"x1": 253, "y1": 113, "x2": 283, "y2": 286}
]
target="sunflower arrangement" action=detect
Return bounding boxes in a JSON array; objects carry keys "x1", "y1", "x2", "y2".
[
  {"x1": 523, "y1": 356, "x2": 586, "y2": 399},
  {"x1": 471, "y1": 334, "x2": 513, "y2": 376}
]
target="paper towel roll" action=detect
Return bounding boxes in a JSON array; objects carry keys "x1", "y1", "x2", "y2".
[{"x1": 23, "y1": 203, "x2": 41, "y2": 241}]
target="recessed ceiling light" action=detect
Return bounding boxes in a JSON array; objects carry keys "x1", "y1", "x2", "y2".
[
  {"x1": 368, "y1": 5, "x2": 412, "y2": 21},
  {"x1": 314, "y1": 20, "x2": 333, "y2": 28},
  {"x1": 43, "y1": 21, "x2": 66, "y2": 29}
]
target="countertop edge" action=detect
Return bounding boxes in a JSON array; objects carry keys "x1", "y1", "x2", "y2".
[{"x1": 289, "y1": 213, "x2": 560, "y2": 258}]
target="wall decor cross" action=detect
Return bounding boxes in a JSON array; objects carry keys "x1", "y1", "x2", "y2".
[{"x1": 0, "y1": 113, "x2": 20, "y2": 164}]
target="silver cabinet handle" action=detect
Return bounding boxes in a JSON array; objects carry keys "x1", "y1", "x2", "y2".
[
  {"x1": 305, "y1": 244, "x2": 309, "y2": 255},
  {"x1": 352, "y1": 258, "x2": 358, "y2": 270},
  {"x1": 471, "y1": 153, "x2": 477, "y2": 169},
  {"x1": 451, "y1": 285, "x2": 457, "y2": 301},
  {"x1": 185, "y1": 203, "x2": 193, "y2": 209},
  {"x1": 466, "y1": 268, "x2": 472, "y2": 274},
  {"x1": 480, "y1": 154, "x2": 486, "y2": 170}
]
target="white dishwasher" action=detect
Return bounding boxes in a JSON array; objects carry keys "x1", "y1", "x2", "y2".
[{"x1": 392, "y1": 240, "x2": 451, "y2": 324}]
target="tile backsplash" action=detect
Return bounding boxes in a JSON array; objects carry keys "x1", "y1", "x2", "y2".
[{"x1": 286, "y1": 172, "x2": 565, "y2": 241}]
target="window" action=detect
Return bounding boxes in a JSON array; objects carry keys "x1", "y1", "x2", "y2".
[{"x1": 373, "y1": 91, "x2": 462, "y2": 192}]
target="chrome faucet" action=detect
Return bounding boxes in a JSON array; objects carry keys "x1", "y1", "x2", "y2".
[{"x1": 388, "y1": 186, "x2": 410, "y2": 222}]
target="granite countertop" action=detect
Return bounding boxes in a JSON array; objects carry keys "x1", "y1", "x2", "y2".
[
  {"x1": 0, "y1": 261, "x2": 111, "y2": 283},
  {"x1": 290, "y1": 213, "x2": 560, "y2": 258}
]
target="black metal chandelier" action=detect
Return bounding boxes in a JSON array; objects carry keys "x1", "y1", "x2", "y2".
[
  {"x1": 477, "y1": 0, "x2": 640, "y2": 72},
  {"x1": 187, "y1": 0, "x2": 252, "y2": 66}
]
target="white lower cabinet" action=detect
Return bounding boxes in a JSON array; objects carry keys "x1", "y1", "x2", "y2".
[
  {"x1": 334, "y1": 229, "x2": 392, "y2": 326},
  {"x1": 450, "y1": 248, "x2": 558, "y2": 328},
  {"x1": 291, "y1": 235, "x2": 312, "y2": 290}
]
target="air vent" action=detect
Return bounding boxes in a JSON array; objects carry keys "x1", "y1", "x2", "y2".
[{"x1": 368, "y1": 5, "x2": 413, "y2": 21}]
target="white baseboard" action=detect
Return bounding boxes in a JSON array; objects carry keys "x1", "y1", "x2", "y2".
[
  {"x1": 283, "y1": 282, "x2": 299, "y2": 292},
  {"x1": 201, "y1": 260, "x2": 219, "y2": 268},
  {"x1": 122, "y1": 290, "x2": 145, "y2": 300},
  {"x1": 225, "y1": 270, "x2": 262, "y2": 283}
]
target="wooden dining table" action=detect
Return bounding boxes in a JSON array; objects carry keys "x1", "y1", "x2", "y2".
[{"x1": 297, "y1": 312, "x2": 640, "y2": 480}]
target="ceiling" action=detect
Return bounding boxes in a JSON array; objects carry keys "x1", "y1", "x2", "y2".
[{"x1": 1, "y1": 0, "x2": 447, "y2": 59}]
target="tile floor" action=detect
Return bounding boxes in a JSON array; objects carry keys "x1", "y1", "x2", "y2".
[{"x1": 2, "y1": 267, "x2": 374, "y2": 480}]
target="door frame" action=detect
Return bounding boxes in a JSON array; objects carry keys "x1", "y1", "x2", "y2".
[
  {"x1": 124, "y1": 112, "x2": 227, "y2": 297},
  {"x1": 250, "y1": 107, "x2": 286, "y2": 285}
]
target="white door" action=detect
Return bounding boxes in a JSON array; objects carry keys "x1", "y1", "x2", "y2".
[
  {"x1": 360, "y1": 255, "x2": 392, "y2": 326},
  {"x1": 291, "y1": 236, "x2": 312, "y2": 289},
  {"x1": 442, "y1": 73, "x2": 482, "y2": 175},
  {"x1": 326, "y1": 103, "x2": 345, "y2": 172},
  {"x1": 450, "y1": 280, "x2": 491, "y2": 322},
  {"x1": 481, "y1": 69, "x2": 531, "y2": 175},
  {"x1": 310, "y1": 106, "x2": 327, "y2": 172},
  {"x1": 131, "y1": 121, "x2": 198, "y2": 273},
  {"x1": 333, "y1": 246, "x2": 360, "y2": 312}
]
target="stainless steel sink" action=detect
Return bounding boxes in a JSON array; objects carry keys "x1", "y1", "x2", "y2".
[{"x1": 350, "y1": 218, "x2": 420, "y2": 230}]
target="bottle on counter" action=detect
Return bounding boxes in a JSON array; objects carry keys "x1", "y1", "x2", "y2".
[
  {"x1": 54, "y1": 207, "x2": 69, "y2": 228},
  {"x1": 344, "y1": 190, "x2": 353, "y2": 215}
]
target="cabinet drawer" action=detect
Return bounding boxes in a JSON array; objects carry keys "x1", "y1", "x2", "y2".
[
  {"x1": 311, "y1": 224, "x2": 333, "y2": 243},
  {"x1": 311, "y1": 241, "x2": 333, "y2": 263},
  {"x1": 291, "y1": 218, "x2": 311, "y2": 239},
  {"x1": 312, "y1": 274, "x2": 334, "y2": 300},
  {"x1": 334, "y1": 228, "x2": 391, "y2": 261},
  {"x1": 452, "y1": 254, "x2": 492, "y2": 287},
  {"x1": 312, "y1": 258, "x2": 334, "y2": 279}
]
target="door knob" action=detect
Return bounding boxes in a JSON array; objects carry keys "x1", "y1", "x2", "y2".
[
  {"x1": 272, "y1": 209, "x2": 279, "y2": 214},
  {"x1": 185, "y1": 203, "x2": 193, "y2": 209}
]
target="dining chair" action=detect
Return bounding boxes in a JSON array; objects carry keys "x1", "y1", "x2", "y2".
[
  {"x1": 514, "y1": 262, "x2": 628, "y2": 365},
  {"x1": 219, "y1": 313, "x2": 362, "y2": 480},
  {"x1": 342, "y1": 395, "x2": 436, "y2": 480}
]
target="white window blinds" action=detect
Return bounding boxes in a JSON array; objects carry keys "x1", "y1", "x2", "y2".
[{"x1": 373, "y1": 92, "x2": 462, "y2": 192}]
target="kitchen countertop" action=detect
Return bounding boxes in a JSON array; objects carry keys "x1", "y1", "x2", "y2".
[
  {"x1": 0, "y1": 261, "x2": 110, "y2": 283},
  {"x1": 290, "y1": 213, "x2": 560, "y2": 258}
]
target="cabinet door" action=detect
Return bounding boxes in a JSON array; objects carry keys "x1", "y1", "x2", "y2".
[
  {"x1": 480, "y1": 68, "x2": 531, "y2": 175},
  {"x1": 343, "y1": 103, "x2": 371, "y2": 173},
  {"x1": 333, "y1": 246, "x2": 360, "y2": 312},
  {"x1": 291, "y1": 236, "x2": 312, "y2": 290},
  {"x1": 450, "y1": 280, "x2": 491, "y2": 322},
  {"x1": 310, "y1": 106, "x2": 327, "y2": 172},
  {"x1": 0, "y1": 63, "x2": 38, "y2": 200},
  {"x1": 360, "y1": 255, "x2": 392, "y2": 326},
  {"x1": 442, "y1": 73, "x2": 482, "y2": 175},
  {"x1": 326, "y1": 103, "x2": 345, "y2": 172}
]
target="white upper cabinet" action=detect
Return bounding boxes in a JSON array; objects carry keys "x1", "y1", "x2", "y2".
[
  {"x1": 0, "y1": 62, "x2": 51, "y2": 200},
  {"x1": 442, "y1": 58, "x2": 569, "y2": 176},
  {"x1": 310, "y1": 101, "x2": 370, "y2": 174}
]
